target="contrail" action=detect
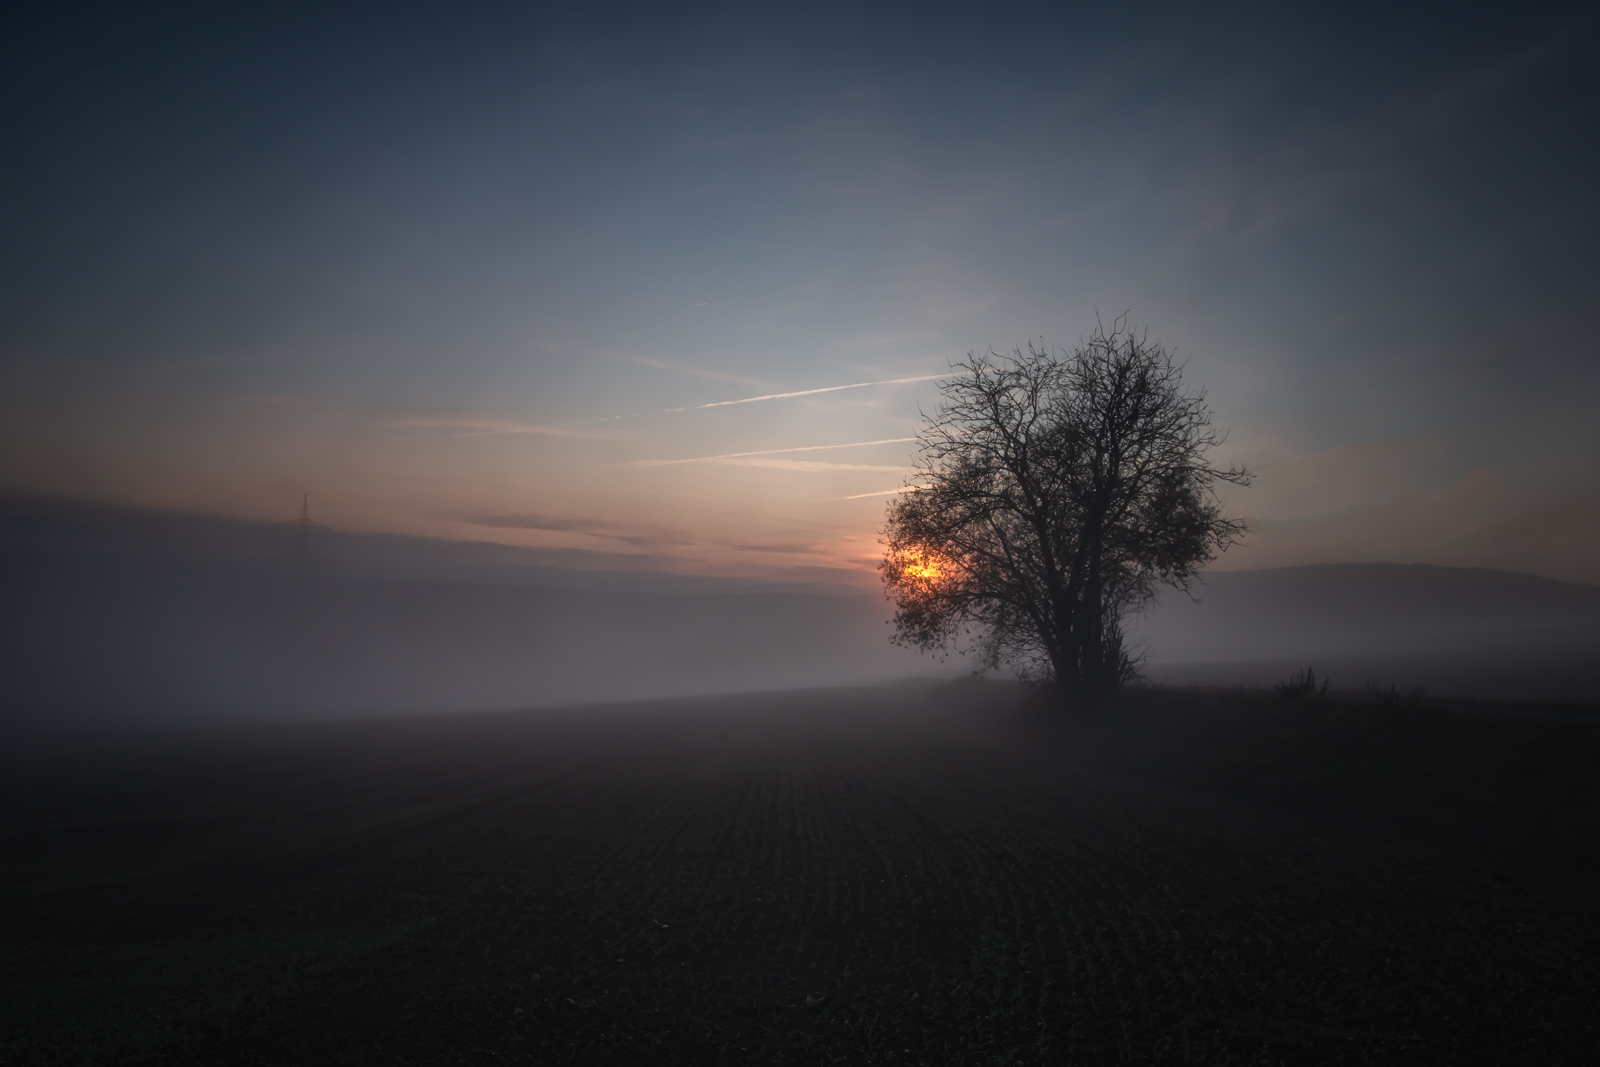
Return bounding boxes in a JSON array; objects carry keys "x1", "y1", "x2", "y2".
[
  {"x1": 398, "y1": 371, "x2": 955, "y2": 438},
  {"x1": 666, "y1": 372, "x2": 951, "y2": 412},
  {"x1": 842, "y1": 486, "x2": 926, "y2": 499},
  {"x1": 631, "y1": 437, "x2": 918, "y2": 466}
]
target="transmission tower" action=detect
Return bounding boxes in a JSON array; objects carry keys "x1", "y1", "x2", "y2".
[{"x1": 277, "y1": 494, "x2": 332, "y2": 564}]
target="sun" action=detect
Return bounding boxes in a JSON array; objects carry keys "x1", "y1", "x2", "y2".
[{"x1": 896, "y1": 547, "x2": 953, "y2": 584}]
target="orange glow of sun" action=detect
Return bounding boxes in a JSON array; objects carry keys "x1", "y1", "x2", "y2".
[{"x1": 898, "y1": 548, "x2": 952, "y2": 583}]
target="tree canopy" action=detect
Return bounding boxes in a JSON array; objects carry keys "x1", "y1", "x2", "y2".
[{"x1": 880, "y1": 318, "x2": 1249, "y2": 708}]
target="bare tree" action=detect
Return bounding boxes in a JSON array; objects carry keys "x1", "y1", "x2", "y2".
[{"x1": 880, "y1": 317, "x2": 1249, "y2": 708}]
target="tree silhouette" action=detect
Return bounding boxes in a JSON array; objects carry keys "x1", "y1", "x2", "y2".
[{"x1": 881, "y1": 317, "x2": 1249, "y2": 709}]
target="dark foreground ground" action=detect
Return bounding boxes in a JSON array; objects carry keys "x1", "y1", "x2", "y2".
[{"x1": 3, "y1": 683, "x2": 1599, "y2": 1066}]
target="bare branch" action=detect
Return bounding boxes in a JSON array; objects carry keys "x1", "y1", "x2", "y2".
[{"x1": 879, "y1": 319, "x2": 1250, "y2": 709}]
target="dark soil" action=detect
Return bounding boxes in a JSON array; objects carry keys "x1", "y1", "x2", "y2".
[{"x1": 3, "y1": 681, "x2": 1598, "y2": 1065}]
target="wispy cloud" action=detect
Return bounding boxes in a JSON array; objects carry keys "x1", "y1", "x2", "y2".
[
  {"x1": 388, "y1": 415, "x2": 599, "y2": 438},
  {"x1": 231, "y1": 392, "x2": 325, "y2": 405},
  {"x1": 631, "y1": 437, "x2": 917, "y2": 467},
  {"x1": 462, "y1": 513, "x2": 610, "y2": 533},
  {"x1": 456, "y1": 512, "x2": 696, "y2": 548},
  {"x1": 621, "y1": 355, "x2": 768, "y2": 388}
]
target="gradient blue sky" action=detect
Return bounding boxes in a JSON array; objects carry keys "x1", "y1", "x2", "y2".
[{"x1": 3, "y1": 2, "x2": 1598, "y2": 584}]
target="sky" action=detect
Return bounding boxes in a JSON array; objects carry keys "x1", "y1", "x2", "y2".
[{"x1": 3, "y1": 1, "x2": 1598, "y2": 587}]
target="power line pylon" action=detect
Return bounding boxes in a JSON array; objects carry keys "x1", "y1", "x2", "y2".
[{"x1": 277, "y1": 494, "x2": 332, "y2": 565}]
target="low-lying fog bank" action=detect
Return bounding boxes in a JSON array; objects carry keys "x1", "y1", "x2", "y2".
[
  {"x1": 4, "y1": 494, "x2": 1597, "y2": 722},
  {"x1": 1144, "y1": 649, "x2": 1600, "y2": 705},
  {"x1": 1132, "y1": 563, "x2": 1600, "y2": 659},
  {"x1": 3, "y1": 550, "x2": 950, "y2": 722},
  {"x1": 1130, "y1": 564, "x2": 1600, "y2": 702}
]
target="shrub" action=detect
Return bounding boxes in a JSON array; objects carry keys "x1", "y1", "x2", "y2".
[{"x1": 1276, "y1": 667, "x2": 1329, "y2": 701}]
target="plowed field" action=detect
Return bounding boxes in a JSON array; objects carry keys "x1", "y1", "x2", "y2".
[{"x1": 4, "y1": 682, "x2": 1598, "y2": 1064}]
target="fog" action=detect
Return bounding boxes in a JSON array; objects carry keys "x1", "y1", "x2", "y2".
[
  {"x1": 7, "y1": 493, "x2": 1600, "y2": 1062},
  {"x1": 1, "y1": 495, "x2": 947, "y2": 723},
  {"x1": 4, "y1": 493, "x2": 1598, "y2": 726},
  {"x1": 1132, "y1": 563, "x2": 1600, "y2": 703}
]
